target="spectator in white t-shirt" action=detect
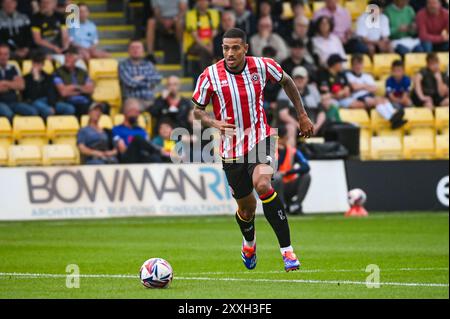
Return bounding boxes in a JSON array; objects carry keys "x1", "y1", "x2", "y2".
[
  {"x1": 355, "y1": 1, "x2": 392, "y2": 57},
  {"x1": 347, "y1": 54, "x2": 407, "y2": 128},
  {"x1": 312, "y1": 16, "x2": 346, "y2": 67}
]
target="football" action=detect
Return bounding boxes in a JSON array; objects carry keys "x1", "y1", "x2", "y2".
[
  {"x1": 139, "y1": 258, "x2": 173, "y2": 289},
  {"x1": 348, "y1": 188, "x2": 367, "y2": 206}
]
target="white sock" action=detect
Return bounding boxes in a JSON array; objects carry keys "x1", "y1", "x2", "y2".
[
  {"x1": 244, "y1": 237, "x2": 255, "y2": 248},
  {"x1": 376, "y1": 102, "x2": 396, "y2": 120},
  {"x1": 280, "y1": 245, "x2": 294, "y2": 255}
]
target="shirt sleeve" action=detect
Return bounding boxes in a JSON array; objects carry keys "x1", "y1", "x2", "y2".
[
  {"x1": 192, "y1": 69, "x2": 214, "y2": 108},
  {"x1": 263, "y1": 58, "x2": 284, "y2": 83}
]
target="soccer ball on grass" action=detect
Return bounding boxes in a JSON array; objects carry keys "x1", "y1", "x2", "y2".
[{"x1": 139, "y1": 258, "x2": 173, "y2": 289}]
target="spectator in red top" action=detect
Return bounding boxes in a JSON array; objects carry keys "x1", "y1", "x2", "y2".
[{"x1": 416, "y1": 0, "x2": 449, "y2": 52}]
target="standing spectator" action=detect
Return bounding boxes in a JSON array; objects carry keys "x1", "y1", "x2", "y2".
[
  {"x1": 231, "y1": 0, "x2": 257, "y2": 36},
  {"x1": 68, "y1": 2, "x2": 110, "y2": 61},
  {"x1": 119, "y1": 40, "x2": 162, "y2": 111},
  {"x1": 151, "y1": 75, "x2": 192, "y2": 133},
  {"x1": 281, "y1": 39, "x2": 316, "y2": 83},
  {"x1": 287, "y1": 15, "x2": 314, "y2": 65},
  {"x1": 386, "y1": 60, "x2": 413, "y2": 108},
  {"x1": 273, "y1": 124, "x2": 311, "y2": 215},
  {"x1": 112, "y1": 98, "x2": 167, "y2": 164},
  {"x1": 313, "y1": 0, "x2": 365, "y2": 53},
  {"x1": 53, "y1": 46, "x2": 94, "y2": 119},
  {"x1": 31, "y1": 0, "x2": 69, "y2": 55},
  {"x1": 277, "y1": 66, "x2": 326, "y2": 141},
  {"x1": 213, "y1": 10, "x2": 236, "y2": 60},
  {"x1": 411, "y1": 52, "x2": 449, "y2": 108},
  {"x1": 355, "y1": 0, "x2": 392, "y2": 57},
  {"x1": 77, "y1": 102, "x2": 118, "y2": 165},
  {"x1": 0, "y1": 44, "x2": 34, "y2": 122},
  {"x1": 23, "y1": 50, "x2": 75, "y2": 119},
  {"x1": 416, "y1": 0, "x2": 449, "y2": 52},
  {"x1": 185, "y1": 0, "x2": 220, "y2": 71},
  {"x1": 0, "y1": 0, "x2": 32, "y2": 60},
  {"x1": 312, "y1": 16, "x2": 346, "y2": 67},
  {"x1": 146, "y1": 0, "x2": 188, "y2": 56},
  {"x1": 250, "y1": 16, "x2": 289, "y2": 63},
  {"x1": 385, "y1": 0, "x2": 424, "y2": 55}
]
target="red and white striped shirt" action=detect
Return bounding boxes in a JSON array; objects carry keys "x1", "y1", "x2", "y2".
[{"x1": 192, "y1": 56, "x2": 284, "y2": 159}]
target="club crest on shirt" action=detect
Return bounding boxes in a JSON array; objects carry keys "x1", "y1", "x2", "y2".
[{"x1": 251, "y1": 73, "x2": 259, "y2": 82}]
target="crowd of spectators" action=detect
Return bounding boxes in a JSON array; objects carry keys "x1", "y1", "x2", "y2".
[{"x1": 0, "y1": 0, "x2": 449, "y2": 166}]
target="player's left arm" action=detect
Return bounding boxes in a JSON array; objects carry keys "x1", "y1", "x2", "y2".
[{"x1": 279, "y1": 71, "x2": 314, "y2": 138}]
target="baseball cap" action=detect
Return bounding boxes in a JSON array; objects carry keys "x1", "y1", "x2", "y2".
[
  {"x1": 292, "y1": 66, "x2": 308, "y2": 78},
  {"x1": 327, "y1": 54, "x2": 347, "y2": 67}
]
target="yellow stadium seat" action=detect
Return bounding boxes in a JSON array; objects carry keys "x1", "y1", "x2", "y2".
[
  {"x1": 7, "y1": 60, "x2": 21, "y2": 75},
  {"x1": 404, "y1": 53, "x2": 427, "y2": 77},
  {"x1": 408, "y1": 127, "x2": 436, "y2": 138},
  {"x1": 8, "y1": 145, "x2": 42, "y2": 166},
  {"x1": 403, "y1": 135, "x2": 435, "y2": 160},
  {"x1": 93, "y1": 79, "x2": 122, "y2": 116},
  {"x1": 47, "y1": 115, "x2": 80, "y2": 141},
  {"x1": 374, "y1": 80, "x2": 385, "y2": 96},
  {"x1": 339, "y1": 109, "x2": 371, "y2": 129},
  {"x1": 88, "y1": 59, "x2": 118, "y2": 80},
  {"x1": 360, "y1": 128, "x2": 371, "y2": 160},
  {"x1": 443, "y1": 127, "x2": 449, "y2": 136},
  {"x1": 22, "y1": 59, "x2": 55, "y2": 75},
  {"x1": 13, "y1": 116, "x2": 48, "y2": 146},
  {"x1": 113, "y1": 114, "x2": 146, "y2": 129},
  {"x1": 370, "y1": 108, "x2": 391, "y2": 132},
  {"x1": 437, "y1": 52, "x2": 449, "y2": 73},
  {"x1": 377, "y1": 128, "x2": 404, "y2": 138},
  {"x1": 0, "y1": 117, "x2": 13, "y2": 148},
  {"x1": 345, "y1": 54, "x2": 373, "y2": 73},
  {"x1": 303, "y1": 2, "x2": 313, "y2": 18},
  {"x1": 312, "y1": 1, "x2": 325, "y2": 13},
  {"x1": 434, "y1": 106, "x2": 449, "y2": 132},
  {"x1": 404, "y1": 107, "x2": 434, "y2": 130},
  {"x1": 345, "y1": 1, "x2": 367, "y2": 21},
  {"x1": 0, "y1": 145, "x2": 7, "y2": 166},
  {"x1": 141, "y1": 111, "x2": 154, "y2": 137},
  {"x1": 370, "y1": 136, "x2": 403, "y2": 160},
  {"x1": 42, "y1": 144, "x2": 80, "y2": 166},
  {"x1": 80, "y1": 114, "x2": 113, "y2": 129},
  {"x1": 372, "y1": 53, "x2": 402, "y2": 79},
  {"x1": 435, "y1": 134, "x2": 449, "y2": 159},
  {"x1": 53, "y1": 136, "x2": 77, "y2": 146}
]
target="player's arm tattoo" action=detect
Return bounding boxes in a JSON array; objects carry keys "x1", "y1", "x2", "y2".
[
  {"x1": 193, "y1": 106, "x2": 217, "y2": 128},
  {"x1": 279, "y1": 71, "x2": 308, "y2": 119}
]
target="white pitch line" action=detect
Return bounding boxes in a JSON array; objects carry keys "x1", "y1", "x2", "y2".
[{"x1": 0, "y1": 272, "x2": 447, "y2": 288}]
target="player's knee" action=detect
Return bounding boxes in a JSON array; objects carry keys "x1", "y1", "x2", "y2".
[
  {"x1": 254, "y1": 179, "x2": 272, "y2": 197},
  {"x1": 239, "y1": 207, "x2": 255, "y2": 221}
]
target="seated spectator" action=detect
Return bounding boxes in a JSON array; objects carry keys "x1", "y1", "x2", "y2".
[
  {"x1": 385, "y1": 0, "x2": 424, "y2": 55},
  {"x1": 347, "y1": 54, "x2": 407, "y2": 128},
  {"x1": 0, "y1": 44, "x2": 34, "y2": 122},
  {"x1": 278, "y1": 0, "x2": 309, "y2": 39},
  {"x1": 411, "y1": 52, "x2": 449, "y2": 109},
  {"x1": 185, "y1": 0, "x2": 220, "y2": 71},
  {"x1": 312, "y1": 16, "x2": 346, "y2": 67},
  {"x1": 355, "y1": 0, "x2": 392, "y2": 57},
  {"x1": 416, "y1": 0, "x2": 449, "y2": 52},
  {"x1": 146, "y1": 0, "x2": 187, "y2": 57},
  {"x1": 213, "y1": 10, "x2": 237, "y2": 60},
  {"x1": 386, "y1": 60, "x2": 413, "y2": 108},
  {"x1": 273, "y1": 124, "x2": 311, "y2": 215},
  {"x1": 277, "y1": 66, "x2": 326, "y2": 142},
  {"x1": 77, "y1": 103, "x2": 118, "y2": 165},
  {"x1": 113, "y1": 98, "x2": 168, "y2": 164},
  {"x1": 31, "y1": 0, "x2": 69, "y2": 55},
  {"x1": 281, "y1": 39, "x2": 316, "y2": 83},
  {"x1": 68, "y1": 3, "x2": 110, "y2": 61},
  {"x1": 287, "y1": 15, "x2": 315, "y2": 65},
  {"x1": 250, "y1": 16, "x2": 289, "y2": 63},
  {"x1": 119, "y1": 40, "x2": 162, "y2": 111},
  {"x1": 313, "y1": 0, "x2": 366, "y2": 54},
  {"x1": 0, "y1": 0, "x2": 32, "y2": 60},
  {"x1": 257, "y1": 0, "x2": 282, "y2": 35},
  {"x1": 23, "y1": 50, "x2": 75, "y2": 119},
  {"x1": 53, "y1": 46, "x2": 94, "y2": 119},
  {"x1": 317, "y1": 54, "x2": 358, "y2": 109},
  {"x1": 152, "y1": 118, "x2": 177, "y2": 161},
  {"x1": 151, "y1": 76, "x2": 192, "y2": 133},
  {"x1": 232, "y1": 0, "x2": 257, "y2": 36}
]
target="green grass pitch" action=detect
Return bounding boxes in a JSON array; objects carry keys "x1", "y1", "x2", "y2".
[{"x1": 0, "y1": 212, "x2": 448, "y2": 299}]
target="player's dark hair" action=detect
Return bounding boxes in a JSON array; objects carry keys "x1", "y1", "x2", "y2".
[
  {"x1": 391, "y1": 59, "x2": 404, "y2": 69},
  {"x1": 351, "y1": 54, "x2": 364, "y2": 65},
  {"x1": 223, "y1": 28, "x2": 247, "y2": 44},
  {"x1": 277, "y1": 125, "x2": 288, "y2": 138}
]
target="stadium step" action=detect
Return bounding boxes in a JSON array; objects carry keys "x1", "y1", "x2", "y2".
[
  {"x1": 97, "y1": 25, "x2": 134, "y2": 39},
  {"x1": 110, "y1": 51, "x2": 165, "y2": 64},
  {"x1": 155, "y1": 64, "x2": 183, "y2": 77},
  {"x1": 90, "y1": 12, "x2": 125, "y2": 25},
  {"x1": 98, "y1": 38, "x2": 130, "y2": 52},
  {"x1": 84, "y1": 0, "x2": 107, "y2": 12}
]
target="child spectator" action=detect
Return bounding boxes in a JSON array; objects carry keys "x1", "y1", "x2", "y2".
[
  {"x1": 385, "y1": 60, "x2": 413, "y2": 108},
  {"x1": 152, "y1": 119, "x2": 176, "y2": 155}
]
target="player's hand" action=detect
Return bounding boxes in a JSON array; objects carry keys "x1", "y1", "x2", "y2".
[
  {"x1": 298, "y1": 113, "x2": 314, "y2": 138},
  {"x1": 213, "y1": 117, "x2": 236, "y2": 137}
]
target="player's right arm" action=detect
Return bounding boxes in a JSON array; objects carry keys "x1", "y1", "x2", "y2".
[{"x1": 192, "y1": 69, "x2": 236, "y2": 136}]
